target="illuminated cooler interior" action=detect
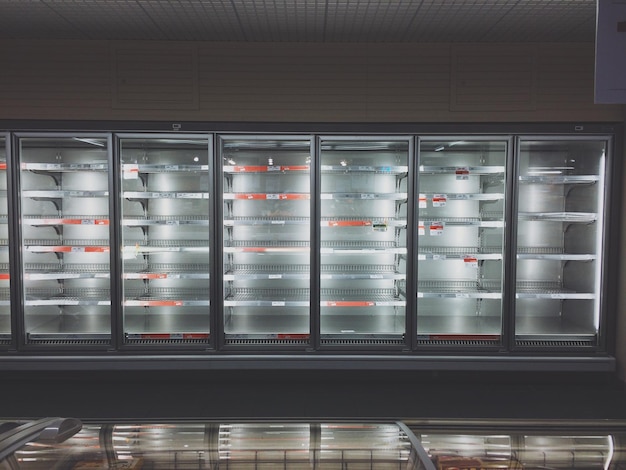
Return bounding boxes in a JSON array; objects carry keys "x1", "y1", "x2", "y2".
[
  {"x1": 119, "y1": 136, "x2": 212, "y2": 344},
  {"x1": 221, "y1": 137, "x2": 312, "y2": 345},
  {"x1": 515, "y1": 139, "x2": 607, "y2": 347},
  {"x1": 18, "y1": 136, "x2": 112, "y2": 344},
  {"x1": 416, "y1": 139, "x2": 507, "y2": 346},
  {"x1": 0, "y1": 136, "x2": 8, "y2": 344},
  {"x1": 319, "y1": 138, "x2": 409, "y2": 345}
]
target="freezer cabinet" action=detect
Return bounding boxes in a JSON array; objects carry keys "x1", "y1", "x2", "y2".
[
  {"x1": 0, "y1": 135, "x2": 8, "y2": 346},
  {"x1": 17, "y1": 135, "x2": 113, "y2": 345},
  {"x1": 514, "y1": 137, "x2": 609, "y2": 348},
  {"x1": 120, "y1": 135, "x2": 212, "y2": 346},
  {"x1": 414, "y1": 425, "x2": 618, "y2": 469},
  {"x1": 416, "y1": 139, "x2": 508, "y2": 347},
  {"x1": 0, "y1": 420, "x2": 431, "y2": 470},
  {"x1": 220, "y1": 136, "x2": 312, "y2": 346},
  {"x1": 319, "y1": 137, "x2": 410, "y2": 347}
]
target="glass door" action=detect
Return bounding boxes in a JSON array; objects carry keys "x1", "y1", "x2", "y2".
[
  {"x1": 220, "y1": 136, "x2": 312, "y2": 346},
  {"x1": 514, "y1": 138, "x2": 608, "y2": 348},
  {"x1": 0, "y1": 135, "x2": 9, "y2": 346},
  {"x1": 319, "y1": 137, "x2": 410, "y2": 347},
  {"x1": 417, "y1": 138, "x2": 508, "y2": 347},
  {"x1": 120, "y1": 135, "x2": 212, "y2": 346},
  {"x1": 18, "y1": 134, "x2": 112, "y2": 345}
]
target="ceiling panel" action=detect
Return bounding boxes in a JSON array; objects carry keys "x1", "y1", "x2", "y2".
[{"x1": 0, "y1": 0, "x2": 597, "y2": 42}]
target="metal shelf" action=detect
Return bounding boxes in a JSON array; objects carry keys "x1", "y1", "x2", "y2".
[
  {"x1": 321, "y1": 240, "x2": 406, "y2": 254},
  {"x1": 0, "y1": 288, "x2": 10, "y2": 306},
  {"x1": 23, "y1": 215, "x2": 109, "y2": 226},
  {"x1": 122, "y1": 215, "x2": 209, "y2": 226},
  {"x1": 418, "y1": 248, "x2": 502, "y2": 261},
  {"x1": 417, "y1": 217, "x2": 503, "y2": 228},
  {"x1": 223, "y1": 193, "x2": 309, "y2": 200},
  {"x1": 517, "y1": 249, "x2": 596, "y2": 261},
  {"x1": 224, "y1": 288, "x2": 309, "y2": 307},
  {"x1": 224, "y1": 216, "x2": 308, "y2": 227},
  {"x1": 224, "y1": 240, "x2": 309, "y2": 254},
  {"x1": 23, "y1": 190, "x2": 109, "y2": 198},
  {"x1": 124, "y1": 287, "x2": 210, "y2": 307},
  {"x1": 123, "y1": 191, "x2": 209, "y2": 199},
  {"x1": 25, "y1": 288, "x2": 111, "y2": 306},
  {"x1": 321, "y1": 164, "x2": 408, "y2": 174},
  {"x1": 515, "y1": 282, "x2": 595, "y2": 299},
  {"x1": 519, "y1": 175, "x2": 600, "y2": 184},
  {"x1": 321, "y1": 192, "x2": 407, "y2": 201},
  {"x1": 419, "y1": 193, "x2": 505, "y2": 202},
  {"x1": 123, "y1": 240, "x2": 210, "y2": 255},
  {"x1": 419, "y1": 165, "x2": 505, "y2": 174},
  {"x1": 122, "y1": 163, "x2": 209, "y2": 174},
  {"x1": 24, "y1": 239, "x2": 110, "y2": 253},
  {"x1": 124, "y1": 263, "x2": 210, "y2": 280},
  {"x1": 223, "y1": 164, "x2": 309, "y2": 173},
  {"x1": 518, "y1": 212, "x2": 597, "y2": 223},
  {"x1": 321, "y1": 217, "x2": 407, "y2": 228},
  {"x1": 21, "y1": 162, "x2": 108, "y2": 171},
  {"x1": 418, "y1": 280, "x2": 502, "y2": 299}
]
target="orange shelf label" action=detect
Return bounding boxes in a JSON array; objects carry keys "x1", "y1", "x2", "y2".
[
  {"x1": 55, "y1": 219, "x2": 110, "y2": 225},
  {"x1": 325, "y1": 220, "x2": 372, "y2": 227},
  {"x1": 124, "y1": 273, "x2": 168, "y2": 280},
  {"x1": 33, "y1": 246, "x2": 110, "y2": 253}
]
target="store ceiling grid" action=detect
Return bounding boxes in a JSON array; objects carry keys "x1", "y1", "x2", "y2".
[{"x1": 0, "y1": 0, "x2": 596, "y2": 43}]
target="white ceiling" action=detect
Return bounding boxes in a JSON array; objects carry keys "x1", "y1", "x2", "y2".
[{"x1": 0, "y1": 0, "x2": 597, "y2": 43}]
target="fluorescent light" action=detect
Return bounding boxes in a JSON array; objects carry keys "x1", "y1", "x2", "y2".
[{"x1": 73, "y1": 137, "x2": 105, "y2": 147}]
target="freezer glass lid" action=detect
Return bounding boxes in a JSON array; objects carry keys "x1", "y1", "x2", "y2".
[
  {"x1": 0, "y1": 420, "x2": 430, "y2": 470},
  {"x1": 3, "y1": 419, "x2": 626, "y2": 469}
]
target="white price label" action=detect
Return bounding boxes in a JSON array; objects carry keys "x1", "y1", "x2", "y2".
[
  {"x1": 432, "y1": 194, "x2": 447, "y2": 207},
  {"x1": 266, "y1": 194, "x2": 280, "y2": 200},
  {"x1": 418, "y1": 194, "x2": 427, "y2": 208},
  {"x1": 268, "y1": 274, "x2": 282, "y2": 279},
  {"x1": 272, "y1": 301, "x2": 286, "y2": 306},
  {"x1": 429, "y1": 221, "x2": 445, "y2": 236},
  {"x1": 418, "y1": 221, "x2": 425, "y2": 236},
  {"x1": 123, "y1": 164, "x2": 139, "y2": 179},
  {"x1": 456, "y1": 167, "x2": 470, "y2": 180}
]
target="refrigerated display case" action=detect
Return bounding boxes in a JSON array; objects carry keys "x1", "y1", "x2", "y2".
[
  {"x1": 119, "y1": 135, "x2": 212, "y2": 346},
  {"x1": 17, "y1": 135, "x2": 113, "y2": 345},
  {"x1": 0, "y1": 420, "x2": 433, "y2": 470},
  {"x1": 413, "y1": 423, "x2": 619, "y2": 469},
  {"x1": 514, "y1": 138, "x2": 608, "y2": 348},
  {"x1": 416, "y1": 139, "x2": 508, "y2": 347},
  {"x1": 0, "y1": 135, "x2": 8, "y2": 346},
  {"x1": 219, "y1": 136, "x2": 313, "y2": 346},
  {"x1": 0, "y1": 124, "x2": 619, "y2": 368},
  {"x1": 318, "y1": 137, "x2": 410, "y2": 347}
]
